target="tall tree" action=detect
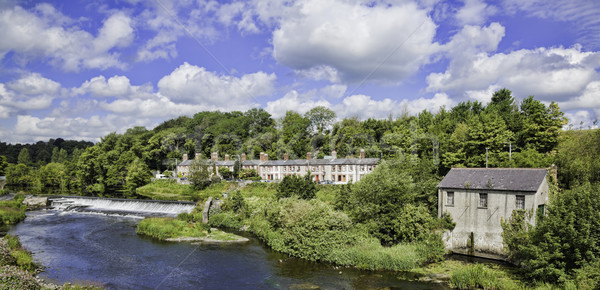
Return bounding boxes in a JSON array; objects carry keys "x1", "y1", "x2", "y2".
[
  {"x1": 519, "y1": 97, "x2": 567, "y2": 153},
  {"x1": 0, "y1": 155, "x2": 7, "y2": 176},
  {"x1": 305, "y1": 106, "x2": 336, "y2": 134},
  {"x1": 17, "y1": 148, "x2": 31, "y2": 165}
]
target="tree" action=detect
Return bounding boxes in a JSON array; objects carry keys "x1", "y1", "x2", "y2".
[
  {"x1": 17, "y1": 148, "x2": 31, "y2": 165},
  {"x1": 276, "y1": 174, "x2": 317, "y2": 200},
  {"x1": 340, "y1": 160, "x2": 436, "y2": 245},
  {"x1": 0, "y1": 155, "x2": 7, "y2": 176},
  {"x1": 502, "y1": 182, "x2": 600, "y2": 282},
  {"x1": 305, "y1": 106, "x2": 336, "y2": 134},
  {"x1": 281, "y1": 111, "x2": 311, "y2": 157},
  {"x1": 519, "y1": 97, "x2": 567, "y2": 153},
  {"x1": 188, "y1": 158, "x2": 212, "y2": 190},
  {"x1": 125, "y1": 158, "x2": 152, "y2": 194}
]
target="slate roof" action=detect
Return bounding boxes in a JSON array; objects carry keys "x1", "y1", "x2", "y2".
[
  {"x1": 178, "y1": 157, "x2": 379, "y2": 167},
  {"x1": 438, "y1": 168, "x2": 548, "y2": 192}
]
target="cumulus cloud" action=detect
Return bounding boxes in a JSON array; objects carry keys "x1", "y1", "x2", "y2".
[
  {"x1": 75, "y1": 75, "x2": 154, "y2": 99},
  {"x1": 0, "y1": 4, "x2": 134, "y2": 71},
  {"x1": 11, "y1": 114, "x2": 145, "y2": 143},
  {"x1": 0, "y1": 74, "x2": 62, "y2": 119},
  {"x1": 266, "y1": 89, "x2": 455, "y2": 120},
  {"x1": 455, "y1": 0, "x2": 496, "y2": 26},
  {"x1": 271, "y1": 0, "x2": 440, "y2": 83},
  {"x1": 157, "y1": 62, "x2": 276, "y2": 107},
  {"x1": 428, "y1": 23, "x2": 600, "y2": 102}
]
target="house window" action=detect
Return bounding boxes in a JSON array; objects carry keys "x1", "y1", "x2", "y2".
[
  {"x1": 447, "y1": 192, "x2": 454, "y2": 206},
  {"x1": 479, "y1": 193, "x2": 488, "y2": 208},
  {"x1": 516, "y1": 195, "x2": 525, "y2": 210}
]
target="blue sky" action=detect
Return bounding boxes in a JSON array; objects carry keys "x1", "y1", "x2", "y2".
[{"x1": 1, "y1": 0, "x2": 599, "y2": 143}]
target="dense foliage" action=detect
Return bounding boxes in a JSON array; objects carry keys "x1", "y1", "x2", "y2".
[
  {"x1": 275, "y1": 174, "x2": 317, "y2": 200},
  {"x1": 0, "y1": 89, "x2": 572, "y2": 197},
  {"x1": 502, "y1": 182, "x2": 600, "y2": 284}
]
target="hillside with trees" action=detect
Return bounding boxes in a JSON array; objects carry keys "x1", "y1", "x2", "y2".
[{"x1": 1, "y1": 88, "x2": 575, "y2": 196}]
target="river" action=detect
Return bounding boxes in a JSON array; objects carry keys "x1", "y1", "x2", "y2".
[{"x1": 9, "y1": 210, "x2": 446, "y2": 289}]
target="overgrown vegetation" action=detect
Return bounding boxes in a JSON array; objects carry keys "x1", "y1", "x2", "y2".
[
  {"x1": 0, "y1": 194, "x2": 26, "y2": 225},
  {"x1": 0, "y1": 235, "x2": 40, "y2": 289}
]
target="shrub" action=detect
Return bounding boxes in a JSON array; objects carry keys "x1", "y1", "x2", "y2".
[
  {"x1": 276, "y1": 174, "x2": 317, "y2": 200},
  {"x1": 209, "y1": 212, "x2": 244, "y2": 229},
  {"x1": 136, "y1": 217, "x2": 207, "y2": 240}
]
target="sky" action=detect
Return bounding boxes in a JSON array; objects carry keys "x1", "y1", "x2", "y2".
[{"x1": 1, "y1": 0, "x2": 600, "y2": 144}]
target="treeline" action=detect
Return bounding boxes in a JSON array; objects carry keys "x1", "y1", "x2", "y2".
[
  {"x1": 0, "y1": 88, "x2": 574, "y2": 195},
  {"x1": 0, "y1": 139, "x2": 93, "y2": 165}
]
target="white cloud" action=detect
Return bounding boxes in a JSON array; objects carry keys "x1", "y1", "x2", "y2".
[
  {"x1": 11, "y1": 114, "x2": 142, "y2": 143},
  {"x1": 265, "y1": 91, "x2": 332, "y2": 118},
  {"x1": 271, "y1": 0, "x2": 440, "y2": 83},
  {"x1": 0, "y1": 74, "x2": 62, "y2": 119},
  {"x1": 157, "y1": 62, "x2": 276, "y2": 107},
  {"x1": 6, "y1": 73, "x2": 61, "y2": 96},
  {"x1": 429, "y1": 23, "x2": 600, "y2": 102},
  {"x1": 75, "y1": 75, "x2": 154, "y2": 99},
  {"x1": 266, "y1": 89, "x2": 455, "y2": 120},
  {"x1": 0, "y1": 5, "x2": 134, "y2": 71},
  {"x1": 456, "y1": 0, "x2": 496, "y2": 26}
]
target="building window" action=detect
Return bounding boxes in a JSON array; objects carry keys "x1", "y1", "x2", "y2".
[
  {"x1": 447, "y1": 192, "x2": 454, "y2": 206},
  {"x1": 516, "y1": 195, "x2": 525, "y2": 210},
  {"x1": 479, "y1": 193, "x2": 488, "y2": 208}
]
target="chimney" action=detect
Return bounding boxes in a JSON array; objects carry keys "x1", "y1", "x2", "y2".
[
  {"x1": 211, "y1": 152, "x2": 218, "y2": 162},
  {"x1": 284, "y1": 153, "x2": 289, "y2": 161},
  {"x1": 241, "y1": 153, "x2": 246, "y2": 161},
  {"x1": 331, "y1": 150, "x2": 337, "y2": 160},
  {"x1": 182, "y1": 154, "x2": 188, "y2": 161},
  {"x1": 195, "y1": 153, "x2": 201, "y2": 160},
  {"x1": 225, "y1": 154, "x2": 230, "y2": 161},
  {"x1": 549, "y1": 164, "x2": 558, "y2": 185},
  {"x1": 306, "y1": 152, "x2": 312, "y2": 160},
  {"x1": 260, "y1": 152, "x2": 266, "y2": 162},
  {"x1": 360, "y1": 149, "x2": 365, "y2": 159}
]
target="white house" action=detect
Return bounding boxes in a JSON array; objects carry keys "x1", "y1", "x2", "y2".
[{"x1": 437, "y1": 168, "x2": 550, "y2": 259}]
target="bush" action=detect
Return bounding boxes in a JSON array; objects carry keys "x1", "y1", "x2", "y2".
[
  {"x1": 209, "y1": 212, "x2": 244, "y2": 229},
  {"x1": 276, "y1": 174, "x2": 317, "y2": 200}
]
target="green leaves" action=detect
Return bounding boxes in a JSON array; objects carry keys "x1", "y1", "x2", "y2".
[{"x1": 276, "y1": 174, "x2": 317, "y2": 200}]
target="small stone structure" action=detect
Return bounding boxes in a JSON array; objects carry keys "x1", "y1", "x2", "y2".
[
  {"x1": 202, "y1": 197, "x2": 223, "y2": 224},
  {"x1": 23, "y1": 196, "x2": 48, "y2": 210},
  {"x1": 438, "y1": 168, "x2": 549, "y2": 259},
  {"x1": 0, "y1": 176, "x2": 5, "y2": 190}
]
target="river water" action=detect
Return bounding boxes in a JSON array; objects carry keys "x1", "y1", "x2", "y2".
[{"x1": 10, "y1": 210, "x2": 446, "y2": 289}]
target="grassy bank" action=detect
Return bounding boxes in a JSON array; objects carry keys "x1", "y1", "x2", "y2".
[
  {"x1": 0, "y1": 194, "x2": 26, "y2": 225},
  {"x1": 0, "y1": 234, "x2": 40, "y2": 289},
  {"x1": 136, "y1": 211, "x2": 247, "y2": 242}
]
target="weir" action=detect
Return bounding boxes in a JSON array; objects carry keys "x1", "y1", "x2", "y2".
[{"x1": 48, "y1": 196, "x2": 196, "y2": 217}]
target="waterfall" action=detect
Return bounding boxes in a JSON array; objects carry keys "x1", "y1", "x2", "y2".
[{"x1": 49, "y1": 196, "x2": 196, "y2": 217}]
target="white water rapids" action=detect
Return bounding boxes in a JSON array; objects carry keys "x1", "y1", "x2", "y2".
[{"x1": 49, "y1": 197, "x2": 196, "y2": 217}]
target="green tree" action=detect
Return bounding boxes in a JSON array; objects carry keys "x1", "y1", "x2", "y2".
[
  {"x1": 276, "y1": 174, "x2": 317, "y2": 200},
  {"x1": 305, "y1": 106, "x2": 336, "y2": 134},
  {"x1": 125, "y1": 158, "x2": 152, "y2": 194},
  {"x1": 38, "y1": 162, "x2": 69, "y2": 191},
  {"x1": 519, "y1": 97, "x2": 567, "y2": 153},
  {"x1": 188, "y1": 158, "x2": 212, "y2": 190},
  {"x1": 0, "y1": 155, "x2": 7, "y2": 176},
  {"x1": 341, "y1": 160, "x2": 436, "y2": 245},
  {"x1": 17, "y1": 148, "x2": 31, "y2": 165},
  {"x1": 281, "y1": 111, "x2": 311, "y2": 157},
  {"x1": 6, "y1": 164, "x2": 33, "y2": 186},
  {"x1": 502, "y1": 182, "x2": 600, "y2": 283}
]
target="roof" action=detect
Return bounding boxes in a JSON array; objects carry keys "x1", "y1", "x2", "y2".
[
  {"x1": 178, "y1": 157, "x2": 379, "y2": 167},
  {"x1": 438, "y1": 168, "x2": 548, "y2": 192}
]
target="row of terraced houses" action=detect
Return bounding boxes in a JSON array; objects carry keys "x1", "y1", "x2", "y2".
[{"x1": 176, "y1": 149, "x2": 379, "y2": 184}]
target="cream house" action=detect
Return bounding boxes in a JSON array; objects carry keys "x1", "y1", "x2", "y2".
[{"x1": 177, "y1": 149, "x2": 379, "y2": 184}]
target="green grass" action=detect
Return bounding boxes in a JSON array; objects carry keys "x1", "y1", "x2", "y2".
[
  {"x1": 0, "y1": 199, "x2": 26, "y2": 225},
  {"x1": 135, "y1": 179, "x2": 198, "y2": 201},
  {"x1": 136, "y1": 217, "x2": 209, "y2": 240}
]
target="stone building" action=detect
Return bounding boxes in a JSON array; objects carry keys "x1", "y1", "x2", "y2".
[
  {"x1": 177, "y1": 149, "x2": 379, "y2": 184},
  {"x1": 437, "y1": 168, "x2": 550, "y2": 259}
]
